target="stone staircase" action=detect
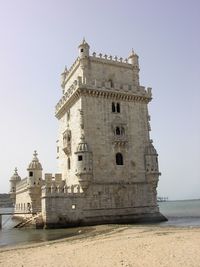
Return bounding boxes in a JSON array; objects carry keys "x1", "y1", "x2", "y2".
[{"x1": 14, "y1": 213, "x2": 44, "y2": 229}]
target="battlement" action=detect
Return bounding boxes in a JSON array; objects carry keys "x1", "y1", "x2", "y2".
[
  {"x1": 62, "y1": 57, "x2": 80, "y2": 86},
  {"x1": 42, "y1": 183, "x2": 82, "y2": 197},
  {"x1": 55, "y1": 76, "x2": 152, "y2": 118},
  {"x1": 61, "y1": 44, "x2": 140, "y2": 92},
  {"x1": 90, "y1": 52, "x2": 133, "y2": 67},
  {"x1": 43, "y1": 173, "x2": 84, "y2": 196},
  {"x1": 44, "y1": 173, "x2": 62, "y2": 186},
  {"x1": 60, "y1": 53, "x2": 134, "y2": 92}
]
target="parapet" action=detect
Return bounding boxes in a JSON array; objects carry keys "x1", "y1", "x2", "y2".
[
  {"x1": 60, "y1": 44, "x2": 140, "y2": 92},
  {"x1": 90, "y1": 52, "x2": 130, "y2": 66},
  {"x1": 44, "y1": 173, "x2": 62, "y2": 187},
  {"x1": 42, "y1": 183, "x2": 82, "y2": 197},
  {"x1": 55, "y1": 76, "x2": 152, "y2": 118}
]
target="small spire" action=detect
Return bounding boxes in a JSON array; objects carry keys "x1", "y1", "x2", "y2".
[
  {"x1": 14, "y1": 167, "x2": 18, "y2": 174},
  {"x1": 128, "y1": 49, "x2": 135, "y2": 59},
  {"x1": 80, "y1": 133, "x2": 85, "y2": 141},
  {"x1": 33, "y1": 150, "x2": 39, "y2": 161},
  {"x1": 78, "y1": 38, "x2": 90, "y2": 51}
]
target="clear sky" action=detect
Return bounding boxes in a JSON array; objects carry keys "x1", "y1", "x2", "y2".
[{"x1": 0, "y1": 0, "x2": 199, "y2": 200}]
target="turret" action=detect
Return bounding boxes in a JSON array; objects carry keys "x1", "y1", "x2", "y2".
[
  {"x1": 78, "y1": 38, "x2": 90, "y2": 58},
  {"x1": 75, "y1": 134, "x2": 93, "y2": 190},
  {"x1": 145, "y1": 140, "x2": 160, "y2": 178},
  {"x1": 128, "y1": 49, "x2": 139, "y2": 65},
  {"x1": 60, "y1": 66, "x2": 68, "y2": 90},
  {"x1": 27, "y1": 151, "x2": 43, "y2": 187},
  {"x1": 128, "y1": 49, "x2": 140, "y2": 86},
  {"x1": 9, "y1": 167, "x2": 21, "y2": 202}
]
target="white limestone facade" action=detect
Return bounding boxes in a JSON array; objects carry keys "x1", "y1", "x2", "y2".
[
  {"x1": 9, "y1": 40, "x2": 166, "y2": 228},
  {"x1": 41, "y1": 39, "x2": 166, "y2": 227}
]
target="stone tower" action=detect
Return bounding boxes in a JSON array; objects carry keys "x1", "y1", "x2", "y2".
[
  {"x1": 53, "y1": 39, "x2": 166, "y2": 225},
  {"x1": 26, "y1": 151, "x2": 43, "y2": 213},
  {"x1": 9, "y1": 167, "x2": 21, "y2": 203},
  {"x1": 13, "y1": 151, "x2": 43, "y2": 214}
]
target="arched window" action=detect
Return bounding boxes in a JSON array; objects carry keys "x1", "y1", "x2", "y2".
[
  {"x1": 112, "y1": 102, "x2": 115, "y2": 112},
  {"x1": 68, "y1": 157, "x2": 71, "y2": 169},
  {"x1": 116, "y1": 153, "x2": 123, "y2": 165},
  {"x1": 115, "y1": 127, "x2": 121, "y2": 135},
  {"x1": 116, "y1": 103, "x2": 120, "y2": 113}
]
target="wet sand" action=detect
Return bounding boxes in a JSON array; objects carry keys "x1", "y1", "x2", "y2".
[{"x1": 0, "y1": 225, "x2": 200, "y2": 267}]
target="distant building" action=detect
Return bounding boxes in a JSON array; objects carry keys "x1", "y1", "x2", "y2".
[{"x1": 9, "y1": 40, "x2": 166, "y2": 228}]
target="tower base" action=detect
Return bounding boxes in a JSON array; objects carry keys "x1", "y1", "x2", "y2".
[{"x1": 43, "y1": 211, "x2": 167, "y2": 229}]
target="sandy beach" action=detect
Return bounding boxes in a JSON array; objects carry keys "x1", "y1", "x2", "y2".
[{"x1": 0, "y1": 225, "x2": 200, "y2": 267}]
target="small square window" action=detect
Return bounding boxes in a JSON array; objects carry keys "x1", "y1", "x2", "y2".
[
  {"x1": 72, "y1": 204, "x2": 76, "y2": 210},
  {"x1": 78, "y1": 155, "x2": 83, "y2": 161},
  {"x1": 80, "y1": 49, "x2": 84, "y2": 52}
]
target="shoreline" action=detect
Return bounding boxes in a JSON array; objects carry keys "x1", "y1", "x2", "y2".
[{"x1": 0, "y1": 225, "x2": 200, "y2": 267}]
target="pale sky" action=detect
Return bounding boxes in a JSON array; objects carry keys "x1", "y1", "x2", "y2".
[{"x1": 0, "y1": 0, "x2": 199, "y2": 200}]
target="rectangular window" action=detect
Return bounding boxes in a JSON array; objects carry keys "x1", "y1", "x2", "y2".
[
  {"x1": 29, "y1": 171, "x2": 33, "y2": 177},
  {"x1": 78, "y1": 155, "x2": 83, "y2": 161},
  {"x1": 72, "y1": 204, "x2": 76, "y2": 210}
]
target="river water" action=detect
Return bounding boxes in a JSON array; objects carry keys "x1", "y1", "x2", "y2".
[
  {"x1": 159, "y1": 199, "x2": 200, "y2": 227},
  {"x1": 0, "y1": 199, "x2": 200, "y2": 248}
]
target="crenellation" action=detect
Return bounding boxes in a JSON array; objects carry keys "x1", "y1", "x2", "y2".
[
  {"x1": 42, "y1": 183, "x2": 82, "y2": 196},
  {"x1": 55, "y1": 80, "x2": 152, "y2": 117},
  {"x1": 91, "y1": 51, "x2": 134, "y2": 67}
]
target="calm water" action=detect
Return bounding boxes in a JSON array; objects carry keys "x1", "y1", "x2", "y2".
[
  {"x1": 0, "y1": 199, "x2": 200, "y2": 247},
  {"x1": 159, "y1": 199, "x2": 200, "y2": 227}
]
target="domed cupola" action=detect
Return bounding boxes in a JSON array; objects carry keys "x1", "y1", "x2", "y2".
[
  {"x1": 27, "y1": 151, "x2": 43, "y2": 171},
  {"x1": 10, "y1": 167, "x2": 21, "y2": 182},
  {"x1": 9, "y1": 168, "x2": 21, "y2": 201},
  {"x1": 27, "y1": 151, "x2": 43, "y2": 187},
  {"x1": 75, "y1": 134, "x2": 93, "y2": 190},
  {"x1": 76, "y1": 135, "x2": 89, "y2": 152},
  {"x1": 145, "y1": 140, "x2": 160, "y2": 175}
]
